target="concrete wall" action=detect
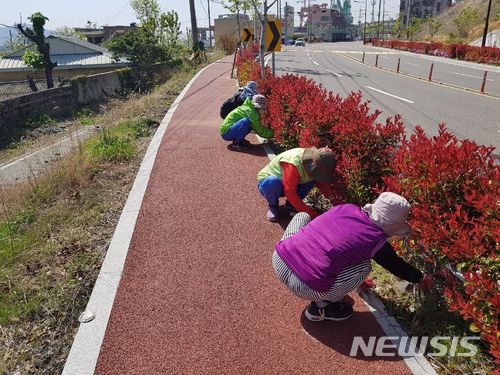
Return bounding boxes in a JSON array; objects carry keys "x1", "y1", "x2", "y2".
[{"x1": 0, "y1": 69, "x2": 127, "y2": 132}]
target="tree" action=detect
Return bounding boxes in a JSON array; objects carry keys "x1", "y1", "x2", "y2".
[
  {"x1": 453, "y1": 7, "x2": 478, "y2": 42},
  {"x1": 130, "y1": 0, "x2": 161, "y2": 25},
  {"x1": 16, "y1": 12, "x2": 57, "y2": 89},
  {"x1": 2, "y1": 30, "x2": 29, "y2": 54},
  {"x1": 406, "y1": 17, "x2": 422, "y2": 41},
  {"x1": 426, "y1": 17, "x2": 441, "y2": 42},
  {"x1": 159, "y1": 10, "x2": 183, "y2": 55},
  {"x1": 54, "y1": 26, "x2": 86, "y2": 40},
  {"x1": 391, "y1": 13, "x2": 404, "y2": 39}
]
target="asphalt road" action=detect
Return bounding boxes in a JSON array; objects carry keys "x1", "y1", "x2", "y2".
[{"x1": 272, "y1": 42, "x2": 500, "y2": 150}]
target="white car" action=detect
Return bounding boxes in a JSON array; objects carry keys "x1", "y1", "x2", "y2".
[{"x1": 295, "y1": 38, "x2": 305, "y2": 47}]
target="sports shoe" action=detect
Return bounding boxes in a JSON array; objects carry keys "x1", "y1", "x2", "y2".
[
  {"x1": 229, "y1": 140, "x2": 248, "y2": 151},
  {"x1": 240, "y1": 139, "x2": 251, "y2": 146},
  {"x1": 305, "y1": 301, "x2": 353, "y2": 322},
  {"x1": 266, "y1": 206, "x2": 279, "y2": 222},
  {"x1": 284, "y1": 200, "x2": 298, "y2": 213}
]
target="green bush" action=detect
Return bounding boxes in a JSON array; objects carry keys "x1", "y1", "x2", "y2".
[{"x1": 86, "y1": 129, "x2": 134, "y2": 162}]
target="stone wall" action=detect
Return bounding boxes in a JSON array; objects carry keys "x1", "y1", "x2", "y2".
[{"x1": 0, "y1": 69, "x2": 129, "y2": 131}]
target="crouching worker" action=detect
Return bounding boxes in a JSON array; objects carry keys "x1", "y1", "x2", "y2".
[
  {"x1": 257, "y1": 147, "x2": 338, "y2": 222},
  {"x1": 220, "y1": 94, "x2": 273, "y2": 150},
  {"x1": 220, "y1": 81, "x2": 258, "y2": 119},
  {"x1": 272, "y1": 192, "x2": 430, "y2": 321}
]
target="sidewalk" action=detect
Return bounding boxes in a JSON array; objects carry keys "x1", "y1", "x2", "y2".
[{"x1": 65, "y1": 57, "x2": 417, "y2": 374}]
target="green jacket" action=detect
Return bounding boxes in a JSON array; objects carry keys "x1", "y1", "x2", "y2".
[
  {"x1": 257, "y1": 148, "x2": 313, "y2": 184},
  {"x1": 220, "y1": 97, "x2": 274, "y2": 139}
]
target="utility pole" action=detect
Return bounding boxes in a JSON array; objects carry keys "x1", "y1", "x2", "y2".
[
  {"x1": 363, "y1": 0, "x2": 367, "y2": 42},
  {"x1": 377, "y1": 0, "x2": 381, "y2": 38},
  {"x1": 207, "y1": 0, "x2": 212, "y2": 48},
  {"x1": 381, "y1": 0, "x2": 385, "y2": 39},
  {"x1": 358, "y1": 8, "x2": 362, "y2": 38},
  {"x1": 371, "y1": 0, "x2": 375, "y2": 23},
  {"x1": 406, "y1": 0, "x2": 412, "y2": 39},
  {"x1": 481, "y1": 0, "x2": 492, "y2": 47},
  {"x1": 189, "y1": 0, "x2": 199, "y2": 52}
]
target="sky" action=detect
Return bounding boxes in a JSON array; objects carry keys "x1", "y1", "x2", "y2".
[{"x1": 0, "y1": 0, "x2": 403, "y2": 32}]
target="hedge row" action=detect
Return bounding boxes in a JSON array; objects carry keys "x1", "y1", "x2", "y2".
[
  {"x1": 236, "y1": 45, "x2": 499, "y2": 361},
  {"x1": 372, "y1": 39, "x2": 500, "y2": 65}
]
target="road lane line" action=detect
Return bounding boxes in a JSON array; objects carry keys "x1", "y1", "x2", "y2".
[
  {"x1": 365, "y1": 86, "x2": 415, "y2": 103},
  {"x1": 326, "y1": 69, "x2": 342, "y2": 77},
  {"x1": 312, "y1": 61, "x2": 319, "y2": 65},
  {"x1": 452, "y1": 71, "x2": 494, "y2": 81}
]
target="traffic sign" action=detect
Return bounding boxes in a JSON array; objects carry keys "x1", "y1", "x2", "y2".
[
  {"x1": 266, "y1": 20, "x2": 282, "y2": 52},
  {"x1": 243, "y1": 28, "x2": 254, "y2": 42}
]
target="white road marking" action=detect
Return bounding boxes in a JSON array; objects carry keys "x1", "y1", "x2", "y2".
[
  {"x1": 264, "y1": 54, "x2": 272, "y2": 66},
  {"x1": 402, "y1": 61, "x2": 419, "y2": 67},
  {"x1": 326, "y1": 69, "x2": 342, "y2": 77},
  {"x1": 312, "y1": 61, "x2": 319, "y2": 66},
  {"x1": 452, "y1": 71, "x2": 494, "y2": 81},
  {"x1": 365, "y1": 86, "x2": 415, "y2": 103}
]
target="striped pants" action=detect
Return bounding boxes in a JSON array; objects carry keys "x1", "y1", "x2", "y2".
[{"x1": 272, "y1": 212, "x2": 371, "y2": 302}]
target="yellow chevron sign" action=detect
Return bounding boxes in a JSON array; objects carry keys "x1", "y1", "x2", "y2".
[
  {"x1": 243, "y1": 28, "x2": 254, "y2": 42},
  {"x1": 266, "y1": 20, "x2": 282, "y2": 52}
]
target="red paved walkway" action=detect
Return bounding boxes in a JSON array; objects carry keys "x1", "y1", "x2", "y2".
[{"x1": 95, "y1": 58, "x2": 412, "y2": 374}]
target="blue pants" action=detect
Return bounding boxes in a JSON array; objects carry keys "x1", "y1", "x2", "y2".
[
  {"x1": 258, "y1": 176, "x2": 314, "y2": 207},
  {"x1": 221, "y1": 118, "x2": 251, "y2": 142}
]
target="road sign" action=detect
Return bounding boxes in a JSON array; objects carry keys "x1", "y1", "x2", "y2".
[
  {"x1": 266, "y1": 20, "x2": 282, "y2": 52},
  {"x1": 243, "y1": 28, "x2": 254, "y2": 42}
]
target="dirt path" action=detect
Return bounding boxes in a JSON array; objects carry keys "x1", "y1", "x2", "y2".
[{"x1": 91, "y1": 58, "x2": 413, "y2": 374}]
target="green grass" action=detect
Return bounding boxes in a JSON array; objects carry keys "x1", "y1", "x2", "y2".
[
  {"x1": 368, "y1": 263, "x2": 495, "y2": 374},
  {"x1": 0, "y1": 57, "x2": 213, "y2": 373}
]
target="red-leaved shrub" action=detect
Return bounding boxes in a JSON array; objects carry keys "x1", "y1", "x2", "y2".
[
  {"x1": 383, "y1": 124, "x2": 500, "y2": 360},
  {"x1": 237, "y1": 51, "x2": 499, "y2": 360}
]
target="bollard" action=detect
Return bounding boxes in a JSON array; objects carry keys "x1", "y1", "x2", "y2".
[
  {"x1": 362, "y1": 51, "x2": 365, "y2": 63},
  {"x1": 480, "y1": 71, "x2": 488, "y2": 93},
  {"x1": 428, "y1": 63, "x2": 434, "y2": 82},
  {"x1": 397, "y1": 58, "x2": 400, "y2": 74},
  {"x1": 375, "y1": 54, "x2": 379, "y2": 67}
]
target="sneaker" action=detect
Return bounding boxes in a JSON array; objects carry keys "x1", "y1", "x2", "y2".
[
  {"x1": 284, "y1": 200, "x2": 298, "y2": 213},
  {"x1": 305, "y1": 301, "x2": 353, "y2": 322},
  {"x1": 240, "y1": 139, "x2": 251, "y2": 146},
  {"x1": 229, "y1": 140, "x2": 248, "y2": 151},
  {"x1": 266, "y1": 206, "x2": 279, "y2": 222}
]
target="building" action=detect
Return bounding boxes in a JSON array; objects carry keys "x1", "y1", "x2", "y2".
[
  {"x1": 400, "y1": 0, "x2": 452, "y2": 25},
  {"x1": 74, "y1": 25, "x2": 134, "y2": 45},
  {"x1": 214, "y1": 14, "x2": 252, "y2": 44},
  {"x1": 281, "y1": 4, "x2": 295, "y2": 39},
  {"x1": 0, "y1": 35, "x2": 129, "y2": 82},
  {"x1": 303, "y1": 3, "x2": 348, "y2": 41}
]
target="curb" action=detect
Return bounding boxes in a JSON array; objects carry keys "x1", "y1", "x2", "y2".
[
  {"x1": 255, "y1": 135, "x2": 437, "y2": 375},
  {"x1": 62, "y1": 63, "x2": 211, "y2": 375}
]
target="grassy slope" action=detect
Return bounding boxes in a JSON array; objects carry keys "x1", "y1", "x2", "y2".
[
  {"x1": 0, "y1": 52, "x2": 224, "y2": 374},
  {"x1": 415, "y1": 0, "x2": 500, "y2": 43}
]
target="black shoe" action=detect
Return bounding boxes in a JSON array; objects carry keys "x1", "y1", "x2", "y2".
[
  {"x1": 240, "y1": 139, "x2": 251, "y2": 146},
  {"x1": 305, "y1": 301, "x2": 353, "y2": 322},
  {"x1": 284, "y1": 200, "x2": 298, "y2": 213},
  {"x1": 229, "y1": 140, "x2": 248, "y2": 151}
]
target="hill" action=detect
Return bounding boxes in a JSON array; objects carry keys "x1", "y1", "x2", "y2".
[{"x1": 415, "y1": 0, "x2": 500, "y2": 44}]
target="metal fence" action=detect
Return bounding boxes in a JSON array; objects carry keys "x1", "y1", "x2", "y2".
[{"x1": 0, "y1": 77, "x2": 72, "y2": 101}]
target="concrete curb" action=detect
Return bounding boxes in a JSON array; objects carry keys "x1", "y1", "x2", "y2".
[
  {"x1": 255, "y1": 135, "x2": 437, "y2": 375},
  {"x1": 62, "y1": 64, "x2": 211, "y2": 375}
]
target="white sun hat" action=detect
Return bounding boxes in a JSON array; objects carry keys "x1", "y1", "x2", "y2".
[{"x1": 363, "y1": 192, "x2": 412, "y2": 237}]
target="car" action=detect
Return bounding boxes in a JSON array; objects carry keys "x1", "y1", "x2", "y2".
[{"x1": 295, "y1": 38, "x2": 305, "y2": 47}]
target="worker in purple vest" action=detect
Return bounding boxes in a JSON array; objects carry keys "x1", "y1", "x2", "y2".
[{"x1": 272, "y1": 192, "x2": 430, "y2": 321}]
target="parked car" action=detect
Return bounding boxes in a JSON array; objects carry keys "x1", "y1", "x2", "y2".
[{"x1": 295, "y1": 38, "x2": 305, "y2": 47}]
